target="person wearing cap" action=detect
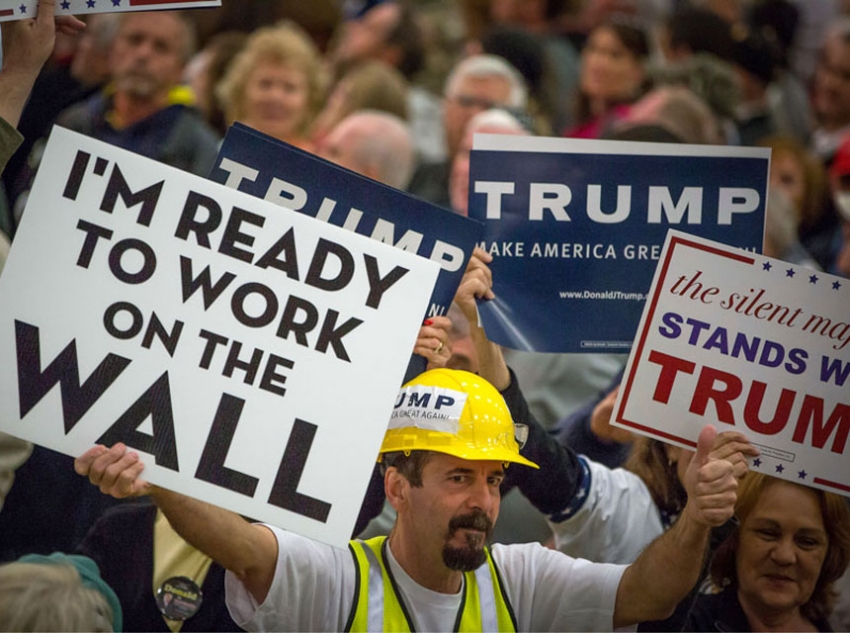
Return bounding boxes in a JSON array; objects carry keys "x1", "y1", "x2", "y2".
[
  {"x1": 76, "y1": 366, "x2": 742, "y2": 632},
  {"x1": 0, "y1": 552, "x2": 122, "y2": 632}
]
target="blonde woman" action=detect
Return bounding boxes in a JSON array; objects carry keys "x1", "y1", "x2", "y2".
[{"x1": 217, "y1": 22, "x2": 326, "y2": 151}]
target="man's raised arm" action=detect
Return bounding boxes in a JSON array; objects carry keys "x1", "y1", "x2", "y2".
[
  {"x1": 75, "y1": 443, "x2": 278, "y2": 603},
  {"x1": 0, "y1": 0, "x2": 85, "y2": 129},
  {"x1": 612, "y1": 424, "x2": 745, "y2": 627}
]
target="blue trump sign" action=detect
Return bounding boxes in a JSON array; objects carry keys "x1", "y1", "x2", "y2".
[
  {"x1": 209, "y1": 123, "x2": 483, "y2": 320},
  {"x1": 469, "y1": 134, "x2": 769, "y2": 353}
]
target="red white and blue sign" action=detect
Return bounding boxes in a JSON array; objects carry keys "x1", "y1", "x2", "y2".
[
  {"x1": 0, "y1": 0, "x2": 220, "y2": 20},
  {"x1": 614, "y1": 230, "x2": 850, "y2": 498}
]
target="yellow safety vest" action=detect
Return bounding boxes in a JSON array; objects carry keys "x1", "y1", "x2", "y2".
[{"x1": 345, "y1": 536, "x2": 517, "y2": 632}]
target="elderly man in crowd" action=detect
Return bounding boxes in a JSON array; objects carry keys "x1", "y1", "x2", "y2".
[
  {"x1": 408, "y1": 54, "x2": 527, "y2": 208},
  {"x1": 13, "y1": 9, "x2": 219, "y2": 224},
  {"x1": 317, "y1": 109, "x2": 415, "y2": 190}
]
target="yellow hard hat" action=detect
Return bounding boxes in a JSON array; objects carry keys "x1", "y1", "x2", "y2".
[{"x1": 380, "y1": 368, "x2": 538, "y2": 468}]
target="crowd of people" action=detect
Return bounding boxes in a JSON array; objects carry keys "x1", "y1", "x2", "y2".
[{"x1": 1, "y1": 0, "x2": 849, "y2": 631}]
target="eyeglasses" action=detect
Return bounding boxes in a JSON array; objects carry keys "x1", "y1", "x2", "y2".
[{"x1": 448, "y1": 95, "x2": 535, "y2": 132}]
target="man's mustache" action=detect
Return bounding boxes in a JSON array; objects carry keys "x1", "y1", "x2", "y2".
[{"x1": 449, "y1": 511, "x2": 493, "y2": 535}]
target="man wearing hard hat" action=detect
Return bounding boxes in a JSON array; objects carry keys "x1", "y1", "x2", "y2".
[{"x1": 77, "y1": 368, "x2": 741, "y2": 632}]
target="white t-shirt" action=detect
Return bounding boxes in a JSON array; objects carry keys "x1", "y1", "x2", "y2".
[
  {"x1": 226, "y1": 527, "x2": 626, "y2": 632},
  {"x1": 549, "y1": 457, "x2": 665, "y2": 565}
]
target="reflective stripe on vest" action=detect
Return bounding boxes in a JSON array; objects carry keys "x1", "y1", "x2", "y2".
[{"x1": 345, "y1": 536, "x2": 516, "y2": 632}]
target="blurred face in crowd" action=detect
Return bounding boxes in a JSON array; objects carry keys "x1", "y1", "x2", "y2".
[
  {"x1": 70, "y1": 14, "x2": 114, "y2": 87},
  {"x1": 769, "y1": 150, "x2": 806, "y2": 213},
  {"x1": 241, "y1": 60, "x2": 310, "y2": 141},
  {"x1": 812, "y1": 35, "x2": 850, "y2": 130},
  {"x1": 450, "y1": 123, "x2": 525, "y2": 215},
  {"x1": 735, "y1": 481, "x2": 828, "y2": 621},
  {"x1": 110, "y1": 13, "x2": 186, "y2": 100},
  {"x1": 444, "y1": 75, "x2": 514, "y2": 158},
  {"x1": 580, "y1": 25, "x2": 645, "y2": 106}
]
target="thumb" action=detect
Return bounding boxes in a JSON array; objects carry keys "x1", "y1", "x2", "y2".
[
  {"x1": 694, "y1": 424, "x2": 717, "y2": 467},
  {"x1": 36, "y1": 0, "x2": 57, "y2": 25}
]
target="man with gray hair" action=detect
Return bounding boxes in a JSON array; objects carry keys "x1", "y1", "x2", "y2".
[
  {"x1": 317, "y1": 109, "x2": 415, "y2": 190},
  {"x1": 14, "y1": 10, "x2": 219, "y2": 225},
  {"x1": 58, "y1": 10, "x2": 217, "y2": 172},
  {"x1": 409, "y1": 54, "x2": 528, "y2": 208}
]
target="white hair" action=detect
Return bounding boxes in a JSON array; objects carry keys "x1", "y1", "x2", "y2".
[
  {"x1": 444, "y1": 54, "x2": 528, "y2": 110},
  {"x1": 465, "y1": 108, "x2": 528, "y2": 135},
  {"x1": 345, "y1": 110, "x2": 415, "y2": 190}
]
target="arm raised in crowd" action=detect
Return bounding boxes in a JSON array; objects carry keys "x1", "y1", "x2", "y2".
[
  {"x1": 453, "y1": 247, "x2": 584, "y2": 513},
  {"x1": 454, "y1": 248, "x2": 758, "y2": 627},
  {"x1": 613, "y1": 424, "x2": 741, "y2": 626},
  {"x1": 74, "y1": 443, "x2": 278, "y2": 603},
  {"x1": 0, "y1": 0, "x2": 84, "y2": 129}
]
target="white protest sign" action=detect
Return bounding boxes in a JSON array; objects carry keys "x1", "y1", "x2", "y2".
[
  {"x1": 0, "y1": 0, "x2": 220, "y2": 22},
  {"x1": 0, "y1": 126, "x2": 440, "y2": 547},
  {"x1": 613, "y1": 230, "x2": 850, "y2": 498}
]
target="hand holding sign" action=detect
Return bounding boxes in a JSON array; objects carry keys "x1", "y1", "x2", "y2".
[
  {"x1": 706, "y1": 430, "x2": 759, "y2": 480},
  {"x1": 75, "y1": 442, "x2": 152, "y2": 498},
  {"x1": 0, "y1": 128, "x2": 439, "y2": 547},
  {"x1": 614, "y1": 231, "x2": 850, "y2": 498},
  {"x1": 0, "y1": 0, "x2": 84, "y2": 128},
  {"x1": 1, "y1": 0, "x2": 84, "y2": 56},
  {"x1": 0, "y1": 0, "x2": 221, "y2": 22},
  {"x1": 454, "y1": 247, "x2": 494, "y2": 324},
  {"x1": 414, "y1": 317, "x2": 452, "y2": 370},
  {"x1": 682, "y1": 425, "x2": 743, "y2": 527}
]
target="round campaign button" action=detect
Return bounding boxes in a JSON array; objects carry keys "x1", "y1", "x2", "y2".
[{"x1": 156, "y1": 576, "x2": 203, "y2": 621}]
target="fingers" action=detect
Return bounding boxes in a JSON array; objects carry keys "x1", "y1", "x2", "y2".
[
  {"x1": 455, "y1": 265, "x2": 494, "y2": 316},
  {"x1": 453, "y1": 248, "x2": 495, "y2": 324},
  {"x1": 709, "y1": 431, "x2": 759, "y2": 458},
  {"x1": 683, "y1": 426, "x2": 747, "y2": 527},
  {"x1": 419, "y1": 317, "x2": 450, "y2": 346},
  {"x1": 705, "y1": 431, "x2": 759, "y2": 479},
  {"x1": 74, "y1": 444, "x2": 109, "y2": 476},
  {"x1": 470, "y1": 246, "x2": 492, "y2": 265},
  {"x1": 692, "y1": 424, "x2": 717, "y2": 468},
  {"x1": 77, "y1": 443, "x2": 150, "y2": 498},
  {"x1": 55, "y1": 15, "x2": 87, "y2": 35},
  {"x1": 415, "y1": 317, "x2": 451, "y2": 366},
  {"x1": 688, "y1": 491, "x2": 738, "y2": 526},
  {"x1": 465, "y1": 254, "x2": 493, "y2": 291},
  {"x1": 687, "y1": 458, "x2": 739, "y2": 526},
  {"x1": 422, "y1": 340, "x2": 452, "y2": 370},
  {"x1": 457, "y1": 270, "x2": 492, "y2": 302}
]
